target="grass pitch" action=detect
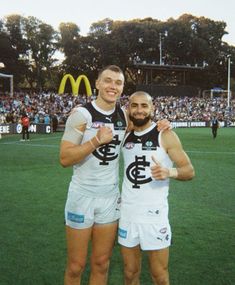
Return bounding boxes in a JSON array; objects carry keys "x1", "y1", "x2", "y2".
[{"x1": 0, "y1": 127, "x2": 234, "y2": 285}]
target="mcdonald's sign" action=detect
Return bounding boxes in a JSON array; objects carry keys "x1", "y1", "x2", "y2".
[{"x1": 58, "y1": 74, "x2": 92, "y2": 96}]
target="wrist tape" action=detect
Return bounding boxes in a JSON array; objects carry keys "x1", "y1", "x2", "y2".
[{"x1": 168, "y1": 168, "x2": 178, "y2": 178}]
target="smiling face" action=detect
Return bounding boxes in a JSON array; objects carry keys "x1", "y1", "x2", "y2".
[
  {"x1": 95, "y1": 67, "x2": 125, "y2": 108},
  {"x1": 128, "y1": 91, "x2": 153, "y2": 129}
]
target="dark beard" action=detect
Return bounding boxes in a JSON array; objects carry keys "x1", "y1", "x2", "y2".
[{"x1": 129, "y1": 114, "x2": 151, "y2": 127}]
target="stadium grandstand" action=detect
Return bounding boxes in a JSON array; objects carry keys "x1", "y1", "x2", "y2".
[{"x1": 0, "y1": 90, "x2": 234, "y2": 136}]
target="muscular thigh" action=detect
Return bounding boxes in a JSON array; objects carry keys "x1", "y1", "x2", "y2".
[
  {"x1": 91, "y1": 222, "x2": 118, "y2": 260},
  {"x1": 148, "y1": 248, "x2": 169, "y2": 274},
  {"x1": 65, "y1": 226, "x2": 92, "y2": 264},
  {"x1": 121, "y1": 245, "x2": 142, "y2": 271}
]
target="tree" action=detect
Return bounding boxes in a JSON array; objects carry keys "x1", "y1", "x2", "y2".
[
  {"x1": 0, "y1": 15, "x2": 27, "y2": 87},
  {"x1": 3, "y1": 14, "x2": 58, "y2": 90},
  {"x1": 1, "y1": 13, "x2": 234, "y2": 93},
  {"x1": 23, "y1": 16, "x2": 59, "y2": 90},
  {"x1": 59, "y1": 22, "x2": 80, "y2": 58}
]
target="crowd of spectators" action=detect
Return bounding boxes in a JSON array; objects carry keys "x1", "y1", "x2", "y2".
[
  {"x1": 0, "y1": 91, "x2": 89, "y2": 131},
  {"x1": 0, "y1": 91, "x2": 234, "y2": 128},
  {"x1": 120, "y1": 94, "x2": 234, "y2": 124}
]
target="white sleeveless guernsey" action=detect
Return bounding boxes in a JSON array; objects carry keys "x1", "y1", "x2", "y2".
[
  {"x1": 121, "y1": 122, "x2": 173, "y2": 223},
  {"x1": 69, "y1": 101, "x2": 127, "y2": 197}
]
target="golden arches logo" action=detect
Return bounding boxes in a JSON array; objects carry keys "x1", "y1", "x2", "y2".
[{"x1": 58, "y1": 74, "x2": 92, "y2": 96}]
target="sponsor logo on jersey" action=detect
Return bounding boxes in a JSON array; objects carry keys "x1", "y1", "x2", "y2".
[
  {"x1": 124, "y1": 142, "x2": 135, "y2": 149},
  {"x1": 146, "y1": 140, "x2": 153, "y2": 147},
  {"x1": 114, "y1": 120, "x2": 126, "y2": 130},
  {"x1": 92, "y1": 121, "x2": 105, "y2": 128},
  {"x1": 116, "y1": 120, "x2": 123, "y2": 127},
  {"x1": 148, "y1": 209, "x2": 160, "y2": 215},
  {"x1": 105, "y1": 117, "x2": 112, "y2": 122},
  {"x1": 142, "y1": 140, "x2": 157, "y2": 150}
]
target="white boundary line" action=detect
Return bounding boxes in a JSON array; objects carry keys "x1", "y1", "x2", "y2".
[
  {"x1": 1, "y1": 140, "x2": 235, "y2": 154},
  {"x1": 0, "y1": 141, "x2": 58, "y2": 148},
  {"x1": 187, "y1": 150, "x2": 235, "y2": 155}
]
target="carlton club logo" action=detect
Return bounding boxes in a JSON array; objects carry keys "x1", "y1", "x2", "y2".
[
  {"x1": 58, "y1": 74, "x2": 92, "y2": 96},
  {"x1": 93, "y1": 135, "x2": 121, "y2": 165},
  {"x1": 126, "y1": 155, "x2": 152, "y2": 188}
]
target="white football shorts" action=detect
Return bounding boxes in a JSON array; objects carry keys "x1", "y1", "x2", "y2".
[
  {"x1": 118, "y1": 219, "x2": 172, "y2": 250},
  {"x1": 65, "y1": 190, "x2": 121, "y2": 229}
]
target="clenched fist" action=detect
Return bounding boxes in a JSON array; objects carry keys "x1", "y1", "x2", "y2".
[{"x1": 96, "y1": 126, "x2": 113, "y2": 145}]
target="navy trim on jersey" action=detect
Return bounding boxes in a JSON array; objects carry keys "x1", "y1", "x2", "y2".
[
  {"x1": 84, "y1": 102, "x2": 127, "y2": 130},
  {"x1": 123, "y1": 127, "x2": 160, "y2": 151}
]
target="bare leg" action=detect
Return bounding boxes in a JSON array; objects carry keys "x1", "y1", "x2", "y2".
[
  {"x1": 64, "y1": 226, "x2": 92, "y2": 285},
  {"x1": 148, "y1": 248, "x2": 170, "y2": 285},
  {"x1": 88, "y1": 222, "x2": 118, "y2": 285},
  {"x1": 121, "y1": 245, "x2": 142, "y2": 285}
]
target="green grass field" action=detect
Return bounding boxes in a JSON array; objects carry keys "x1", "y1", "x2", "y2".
[{"x1": 0, "y1": 127, "x2": 235, "y2": 285}]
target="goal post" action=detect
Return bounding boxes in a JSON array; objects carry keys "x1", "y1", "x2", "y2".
[
  {"x1": 0, "y1": 73, "x2": 14, "y2": 97},
  {"x1": 202, "y1": 88, "x2": 232, "y2": 100}
]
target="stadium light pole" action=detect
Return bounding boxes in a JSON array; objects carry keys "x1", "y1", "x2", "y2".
[
  {"x1": 159, "y1": 31, "x2": 168, "y2": 66},
  {"x1": 159, "y1": 33, "x2": 163, "y2": 65},
  {"x1": 227, "y1": 55, "x2": 231, "y2": 108}
]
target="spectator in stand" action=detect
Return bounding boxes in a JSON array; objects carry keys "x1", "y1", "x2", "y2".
[
  {"x1": 44, "y1": 113, "x2": 51, "y2": 125},
  {"x1": 0, "y1": 92, "x2": 235, "y2": 127},
  {"x1": 0, "y1": 112, "x2": 6, "y2": 123},
  {"x1": 20, "y1": 112, "x2": 30, "y2": 141},
  {"x1": 33, "y1": 113, "x2": 40, "y2": 124},
  {"x1": 5, "y1": 112, "x2": 15, "y2": 123}
]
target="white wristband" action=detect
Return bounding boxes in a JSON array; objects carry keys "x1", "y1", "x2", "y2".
[
  {"x1": 89, "y1": 139, "x2": 96, "y2": 149},
  {"x1": 168, "y1": 168, "x2": 178, "y2": 179},
  {"x1": 94, "y1": 135, "x2": 101, "y2": 145}
]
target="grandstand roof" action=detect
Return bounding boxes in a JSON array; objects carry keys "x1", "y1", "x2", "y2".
[{"x1": 132, "y1": 62, "x2": 205, "y2": 71}]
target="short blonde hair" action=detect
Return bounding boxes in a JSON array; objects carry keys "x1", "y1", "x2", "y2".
[{"x1": 98, "y1": 65, "x2": 124, "y2": 79}]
